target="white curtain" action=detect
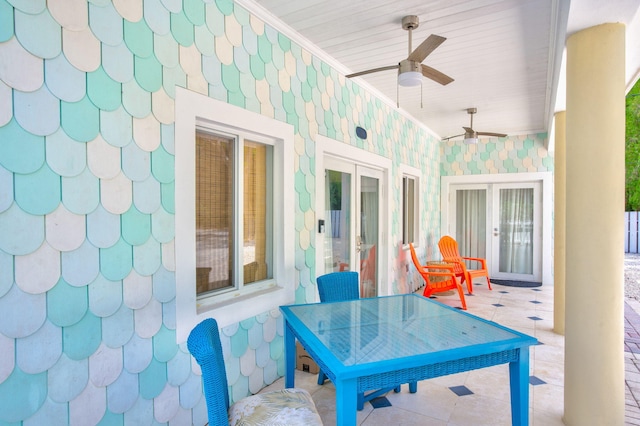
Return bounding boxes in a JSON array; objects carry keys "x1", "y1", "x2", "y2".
[
  {"x1": 456, "y1": 190, "x2": 487, "y2": 261},
  {"x1": 499, "y1": 188, "x2": 533, "y2": 274}
]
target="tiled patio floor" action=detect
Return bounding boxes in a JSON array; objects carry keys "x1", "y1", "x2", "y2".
[{"x1": 263, "y1": 284, "x2": 640, "y2": 425}]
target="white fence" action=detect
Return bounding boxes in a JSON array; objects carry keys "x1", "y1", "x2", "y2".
[{"x1": 627, "y1": 212, "x2": 640, "y2": 253}]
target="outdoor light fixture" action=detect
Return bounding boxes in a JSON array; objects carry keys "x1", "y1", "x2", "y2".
[
  {"x1": 398, "y1": 70, "x2": 422, "y2": 87},
  {"x1": 463, "y1": 130, "x2": 479, "y2": 144}
]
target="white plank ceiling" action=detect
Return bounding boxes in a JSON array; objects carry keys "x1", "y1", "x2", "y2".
[{"x1": 238, "y1": 0, "x2": 640, "y2": 141}]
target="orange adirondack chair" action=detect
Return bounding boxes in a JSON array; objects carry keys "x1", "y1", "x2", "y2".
[
  {"x1": 409, "y1": 243, "x2": 467, "y2": 310},
  {"x1": 437, "y1": 236, "x2": 492, "y2": 294}
]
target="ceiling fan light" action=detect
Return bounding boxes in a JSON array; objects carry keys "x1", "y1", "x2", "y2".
[
  {"x1": 398, "y1": 71, "x2": 422, "y2": 87},
  {"x1": 463, "y1": 136, "x2": 479, "y2": 145}
]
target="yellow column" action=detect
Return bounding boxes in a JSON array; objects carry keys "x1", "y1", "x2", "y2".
[
  {"x1": 565, "y1": 23, "x2": 625, "y2": 424},
  {"x1": 554, "y1": 111, "x2": 566, "y2": 335}
]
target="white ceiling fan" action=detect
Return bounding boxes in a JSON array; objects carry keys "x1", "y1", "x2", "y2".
[
  {"x1": 345, "y1": 15, "x2": 454, "y2": 105},
  {"x1": 442, "y1": 108, "x2": 507, "y2": 144}
]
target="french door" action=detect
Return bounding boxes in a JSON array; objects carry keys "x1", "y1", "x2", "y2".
[
  {"x1": 450, "y1": 182, "x2": 542, "y2": 282},
  {"x1": 323, "y1": 157, "x2": 382, "y2": 297}
]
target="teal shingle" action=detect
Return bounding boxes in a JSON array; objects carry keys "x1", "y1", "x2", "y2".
[
  {"x1": 138, "y1": 357, "x2": 167, "y2": 399},
  {"x1": 123, "y1": 18, "x2": 153, "y2": 58},
  {"x1": 61, "y1": 96, "x2": 100, "y2": 142},
  {"x1": 122, "y1": 206, "x2": 151, "y2": 246},
  {"x1": 0, "y1": 366, "x2": 46, "y2": 423},
  {"x1": 87, "y1": 66, "x2": 122, "y2": 112},
  {"x1": 100, "y1": 238, "x2": 133, "y2": 281},
  {"x1": 257, "y1": 33, "x2": 271, "y2": 64},
  {"x1": 221, "y1": 62, "x2": 240, "y2": 92},
  {"x1": 47, "y1": 277, "x2": 88, "y2": 327},
  {"x1": 14, "y1": 163, "x2": 60, "y2": 215},
  {"x1": 134, "y1": 55, "x2": 162, "y2": 92},
  {"x1": 0, "y1": 0, "x2": 14, "y2": 43},
  {"x1": 183, "y1": 0, "x2": 205, "y2": 26},
  {"x1": 63, "y1": 311, "x2": 101, "y2": 360},
  {"x1": 229, "y1": 326, "x2": 248, "y2": 358},
  {"x1": 170, "y1": 9, "x2": 194, "y2": 47},
  {"x1": 150, "y1": 145, "x2": 175, "y2": 184},
  {"x1": 152, "y1": 325, "x2": 178, "y2": 362},
  {"x1": 0, "y1": 119, "x2": 45, "y2": 174},
  {"x1": 214, "y1": 0, "x2": 233, "y2": 16}
]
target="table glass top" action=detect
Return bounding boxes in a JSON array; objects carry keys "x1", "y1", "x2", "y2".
[{"x1": 282, "y1": 295, "x2": 534, "y2": 366}]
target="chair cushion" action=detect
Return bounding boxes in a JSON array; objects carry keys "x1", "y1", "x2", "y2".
[{"x1": 228, "y1": 388, "x2": 323, "y2": 426}]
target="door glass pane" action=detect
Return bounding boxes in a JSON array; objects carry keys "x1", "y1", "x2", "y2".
[
  {"x1": 360, "y1": 175, "x2": 379, "y2": 298},
  {"x1": 402, "y1": 177, "x2": 415, "y2": 244},
  {"x1": 499, "y1": 188, "x2": 534, "y2": 274},
  {"x1": 196, "y1": 131, "x2": 234, "y2": 294},
  {"x1": 325, "y1": 170, "x2": 351, "y2": 272},
  {"x1": 455, "y1": 189, "x2": 487, "y2": 262}
]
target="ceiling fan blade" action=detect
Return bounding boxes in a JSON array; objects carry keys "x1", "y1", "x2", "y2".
[
  {"x1": 408, "y1": 34, "x2": 446, "y2": 63},
  {"x1": 420, "y1": 64, "x2": 454, "y2": 85},
  {"x1": 346, "y1": 65, "x2": 399, "y2": 79},
  {"x1": 441, "y1": 133, "x2": 464, "y2": 141},
  {"x1": 477, "y1": 131, "x2": 507, "y2": 138}
]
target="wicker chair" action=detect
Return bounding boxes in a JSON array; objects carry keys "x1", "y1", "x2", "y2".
[
  {"x1": 438, "y1": 235, "x2": 492, "y2": 294},
  {"x1": 315, "y1": 271, "x2": 417, "y2": 409},
  {"x1": 187, "y1": 318, "x2": 322, "y2": 426},
  {"x1": 409, "y1": 243, "x2": 467, "y2": 310}
]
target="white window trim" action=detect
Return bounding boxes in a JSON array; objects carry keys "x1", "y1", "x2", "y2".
[
  {"x1": 399, "y1": 164, "x2": 421, "y2": 249},
  {"x1": 175, "y1": 87, "x2": 295, "y2": 341}
]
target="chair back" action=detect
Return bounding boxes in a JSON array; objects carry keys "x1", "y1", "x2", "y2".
[
  {"x1": 317, "y1": 271, "x2": 359, "y2": 302},
  {"x1": 187, "y1": 318, "x2": 230, "y2": 425},
  {"x1": 408, "y1": 243, "x2": 423, "y2": 272},
  {"x1": 438, "y1": 236, "x2": 466, "y2": 275}
]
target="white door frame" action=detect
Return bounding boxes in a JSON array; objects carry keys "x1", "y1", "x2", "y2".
[
  {"x1": 316, "y1": 135, "x2": 392, "y2": 296},
  {"x1": 441, "y1": 172, "x2": 553, "y2": 286}
]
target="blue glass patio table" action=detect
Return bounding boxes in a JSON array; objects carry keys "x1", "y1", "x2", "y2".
[{"x1": 280, "y1": 294, "x2": 537, "y2": 426}]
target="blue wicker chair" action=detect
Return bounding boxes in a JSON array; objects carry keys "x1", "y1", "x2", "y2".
[
  {"x1": 315, "y1": 271, "x2": 417, "y2": 409},
  {"x1": 187, "y1": 318, "x2": 323, "y2": 425}
]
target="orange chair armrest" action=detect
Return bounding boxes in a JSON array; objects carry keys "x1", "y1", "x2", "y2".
[
  {"x1": 425, "y1": 264, "x2": 455, "y2": 271},
  {"x1": 461, "y1": 256, "x2": 487, "y2": 265}
]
